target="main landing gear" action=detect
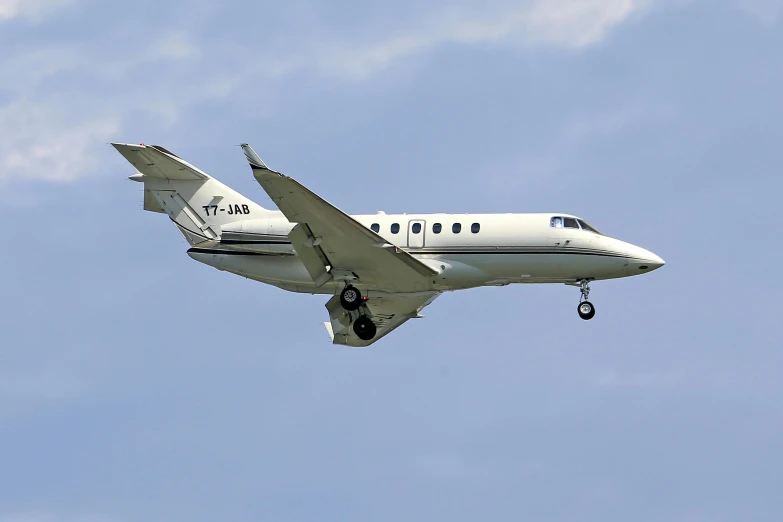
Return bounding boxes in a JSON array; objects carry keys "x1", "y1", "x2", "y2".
[
  {"x1": 339, "y1": 285, "x2": 377, "y2": 341},
  {"x1": 576, "y1": 280, "x2": 596, "y2": 321},
  {"x1": 353, "y1": 315, "x2": 377, "y2": 341},
  {"x1": 340, "y1": 285, "x2": 362, "y2": 311}
]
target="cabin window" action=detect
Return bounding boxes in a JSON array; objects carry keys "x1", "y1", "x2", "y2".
[
  {"x1": 391, "y1": 223, "x2": 400, "y2": 234},
  {"x1": 551, "y1": 217, "x2": 563, "y2": 228},
  {"x1": 371, "y1": 223, "x2": 380, "y2": 233},
  {"x1": 433, "y1": 223, "x2": 442, "y2": 234},
  {"x1": 564, "y1": 218, "x2": 579, "y2": 229},
  {"x1": 412, "y1": 223, "x2": 422, "y2": 234},
  {"x1": 452, "y1": 223, "x2": 462, "y2": 233},
  {"x1": 471, "y1": 223, "x2": 480, "y2": 234}
]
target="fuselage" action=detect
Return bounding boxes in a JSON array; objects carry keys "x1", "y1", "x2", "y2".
[{"x1": 187, "y1": 212, "x2": 664, "y2": 294}]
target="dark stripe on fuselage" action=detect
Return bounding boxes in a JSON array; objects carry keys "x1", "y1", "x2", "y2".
[
  {"x1": 191, "y1": 246, "x2": 634, "y2": 260},
  {"x1": 416, "y1": 250, "x2": 628, "y2": 258},
  {"x1": 219, "y1": 238, "x2": 625, "y2": 257}
]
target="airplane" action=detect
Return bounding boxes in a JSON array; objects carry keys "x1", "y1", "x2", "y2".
[{"x1": 113, "y1": 143, "x2": 665, "y2": 347}]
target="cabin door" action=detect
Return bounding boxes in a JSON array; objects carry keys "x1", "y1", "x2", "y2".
[{"x1": 408, "y1": 220, "x2": 426, "y2": 248}]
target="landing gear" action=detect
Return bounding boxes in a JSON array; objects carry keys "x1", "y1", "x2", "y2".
[
  {"x1": 340, "y1": 285, "x2": 362, "y2": 311},
  {"x1": 578, "y1": 301, "x2": 595, "y2": 320},
  {"x1": 353, "y1": 315, "x2": 377, "y2": 341},
  {"x1": 338, "y1": 284, "x2": 375, "y2": 340},
  {"x1": 576, "y1": 279, "x2": 596, "y2": 321}
]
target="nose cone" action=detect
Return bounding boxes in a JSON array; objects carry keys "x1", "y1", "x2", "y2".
[{"x1": 626, "y1": 245, "x2": 665, "y2": 275}]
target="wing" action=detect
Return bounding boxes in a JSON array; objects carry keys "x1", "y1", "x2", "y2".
[
  {"x1": 112, "y1": 143, "x2": 209, "y2": 180},
  {"x1": 325, "y1": 292, "x2": 440, "y2": 347},
  {"x1": 241, "y1": 144, "x2": 438, "y2": 293}
]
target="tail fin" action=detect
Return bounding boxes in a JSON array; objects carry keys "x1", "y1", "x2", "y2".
[{"x1": 113, "y1": 143, "x2": 279, "y2": 244}]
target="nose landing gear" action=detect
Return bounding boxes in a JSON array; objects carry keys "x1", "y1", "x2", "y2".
[
  {"x1": 574, "y1": 279, "x2": 596, "y2": 321},
  {"x1": 578, "y1": 300, "x2": 595, "y2": 320}
]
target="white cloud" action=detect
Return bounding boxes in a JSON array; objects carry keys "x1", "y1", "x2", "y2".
[
  {"x1": 0, "y1": 0, "x2": 72, "y2": 21},
  {"x1": 312, "y1": 0, "x2": 652, "y2": 80},
  {"x1": 0, "y1": 30, "x2": 196, "y2": 182},
  {"x1": 0, "y1": 100, "x2": 120, "y2": 182},
  {"x1": 0, "y1": 46, "x2": 83, "y2": 92},
  {"x1": 0, "y1": 1, "x2": 652, "y2": 183}
]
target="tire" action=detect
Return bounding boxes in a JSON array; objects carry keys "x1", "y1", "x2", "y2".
[
  {"x1": 578, "y1": 301, "x2": 596, "y2": 321},
  {"x1": 340, "y1": 285, "x2": 362, "y2": 311},
  {"x1": 353, "y1": 316, "x2": 377, "y2": 341}
]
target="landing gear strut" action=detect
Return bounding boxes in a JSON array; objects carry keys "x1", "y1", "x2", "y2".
[
  {"x1": 340, "y1": 285, "x2": 362, "y2": 311},
  {"x1": 576, "y1": 280, "x2": 596, "y2": 321}
]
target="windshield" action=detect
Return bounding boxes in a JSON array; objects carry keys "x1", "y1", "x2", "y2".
[{"x1": 577, "y1": 219, "x2": 602, "y2": 235}]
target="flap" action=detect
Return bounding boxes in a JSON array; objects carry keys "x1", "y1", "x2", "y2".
[{"x1": 326, "y1": 292, "x2": 440, "y2": 347}]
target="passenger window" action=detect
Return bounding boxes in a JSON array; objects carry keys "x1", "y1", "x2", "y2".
[
  {"x1": 551, "y1": 217, "x2": 563, "y2": 228},
  {"x1": 391, "y1": 223, "x2": 400, "y2": 234},
  {"x1": 471, "y1": 223, "x2": 480, "y2": 234},
  {"x1": 564, "y1": 218, "x2": 579, "y2": 229},
  {"x1": 452, "y1": 223, "x2": 462, "y2": 233},
  {"x1": 371, "y1": 223, "x2": 380, "y2": 233},
  {"x1": 433, "y1": 223, "x2": 442, "y2": 234},
  {"x1": 412, "y1": 223, "x2": 422, "y2": 234}
]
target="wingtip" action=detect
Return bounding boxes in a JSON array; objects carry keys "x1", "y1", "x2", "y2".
[{"x1": 239, "y1": 143, "x2": 268, "y2": 170}]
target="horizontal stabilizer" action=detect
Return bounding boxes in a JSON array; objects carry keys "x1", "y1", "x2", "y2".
[{"x1": 112, "y1": 143, "x2": 209, "y2": 180}]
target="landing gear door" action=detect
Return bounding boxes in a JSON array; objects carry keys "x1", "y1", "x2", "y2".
[{"x1": 408, "y1": 220, "x2": 425, "y2": 248}]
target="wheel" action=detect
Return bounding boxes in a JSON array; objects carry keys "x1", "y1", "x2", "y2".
[
  {"x1": 353, "y1": 316, "x2": 377, "y2": 341},
  {"x1": 578, "y1": 301, "x2": 596, "y2": 321},
  {"x1": 340, "y1": 285, "x2": 362, "y2": 311}
]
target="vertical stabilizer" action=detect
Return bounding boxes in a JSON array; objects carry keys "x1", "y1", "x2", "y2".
[{"x1": 113, "y1": 143, "x2": 281, "y2": 244}]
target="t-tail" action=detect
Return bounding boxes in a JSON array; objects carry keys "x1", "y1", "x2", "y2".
[{"x1": 112, "y1": 143, "x2": 280, "y2": 244}]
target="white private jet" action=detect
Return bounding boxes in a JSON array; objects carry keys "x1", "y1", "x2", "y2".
[{"x1": 114, "y1": 143, "x2": 664, "y2": 347}]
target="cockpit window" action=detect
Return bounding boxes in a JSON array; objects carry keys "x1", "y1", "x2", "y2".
[
  {"x1": 577, "y1": 219, "x2": 602, "y2": 235},
  {"x1": 552, "y1": 216, "x2": 602, "y2": 234}
]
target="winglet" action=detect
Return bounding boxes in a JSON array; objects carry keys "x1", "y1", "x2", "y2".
[{"x1": 239, "y1": 143, "x2": 268, "y2": 170}]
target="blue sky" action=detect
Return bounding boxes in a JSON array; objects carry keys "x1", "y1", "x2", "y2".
[{"x1": 1, "y1": 0, "x2": 782, "y2": 521}]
